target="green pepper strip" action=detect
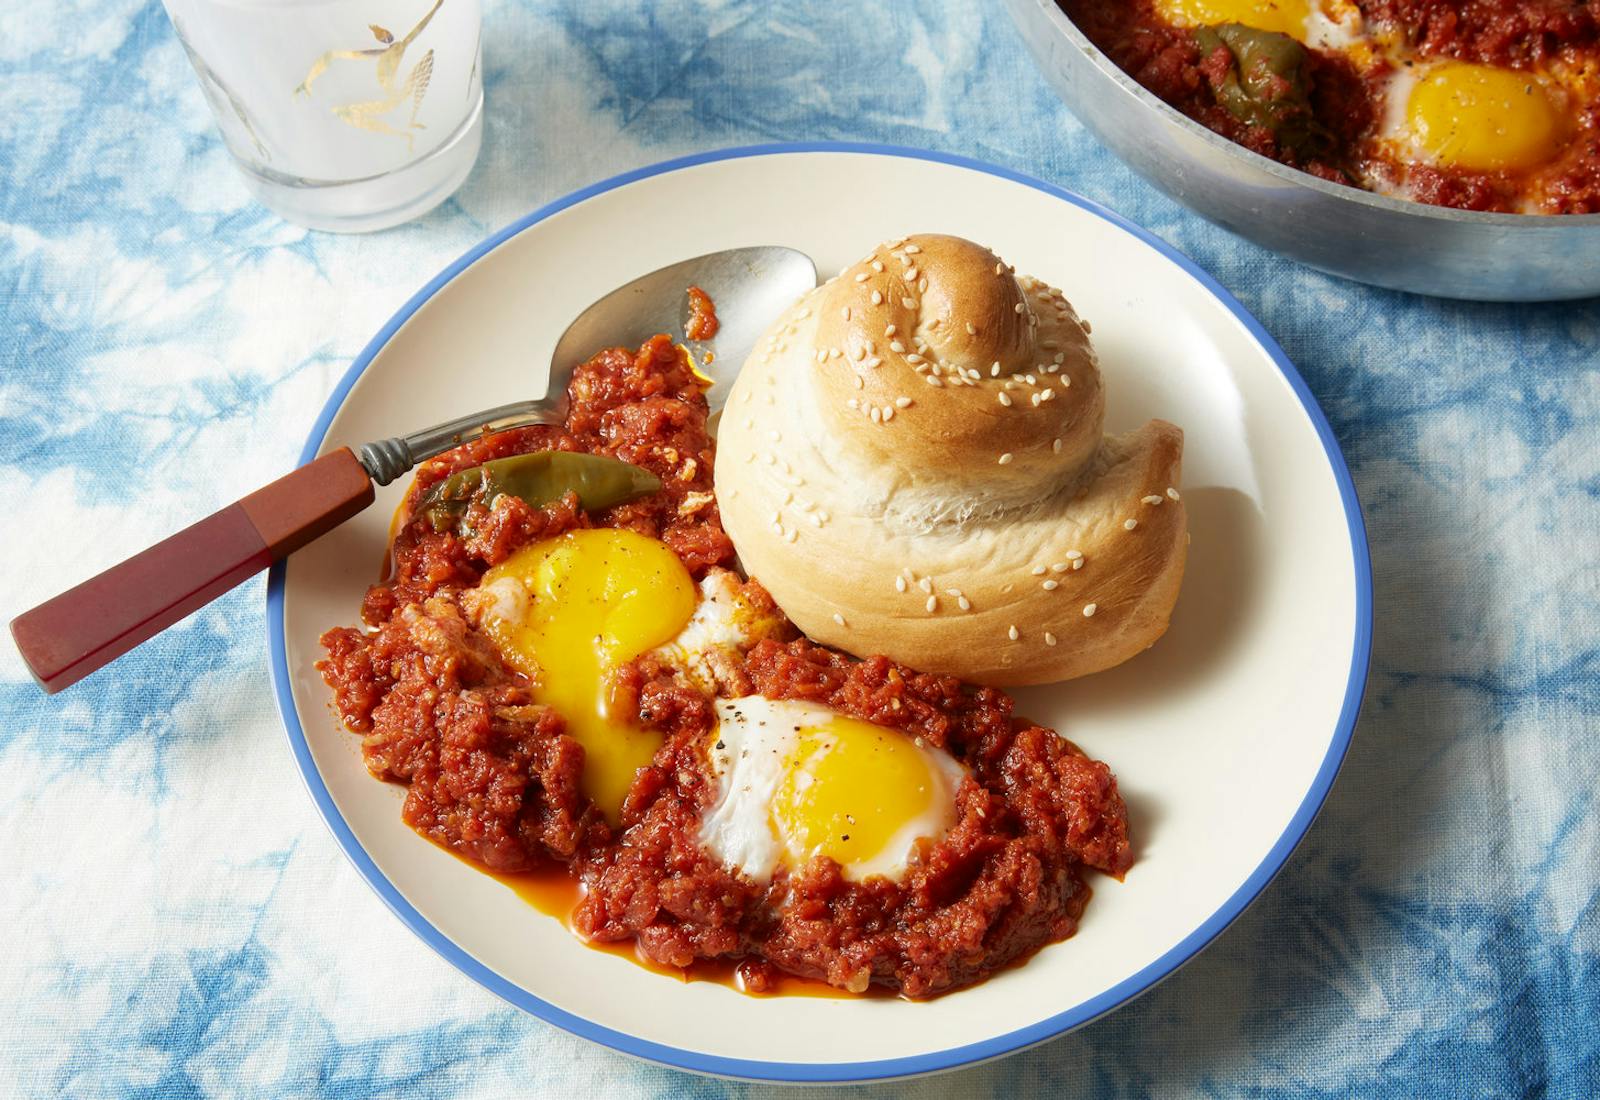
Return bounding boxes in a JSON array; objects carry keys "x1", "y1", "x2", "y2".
[
  {"x1": 1194, "y1": 23, "x2": 1333, "y2": 162},
  {"x1": 415, "y1": 450, "x2": 663, "y2": 533}
]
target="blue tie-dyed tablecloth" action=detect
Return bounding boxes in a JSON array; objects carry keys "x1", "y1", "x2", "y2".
[{"x1": 3, "y1": 2, "x2": 1597, "y2": 1096}]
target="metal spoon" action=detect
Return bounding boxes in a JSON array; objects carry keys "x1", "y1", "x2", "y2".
[
  {"x1": 360, "y1": 246, "x2": 816, "y2": 484},
  {"x1": 12, "y1": 245, "x2": 818, "y2": 694}
]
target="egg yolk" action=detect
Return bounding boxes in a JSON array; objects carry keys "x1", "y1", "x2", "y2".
[
  {"x1": 1157, "y1": 0, "x2": 1311, "y2": 39},
  {"x1": 770, "y1": 716, "x2": 949, "y2": 874},
  {"x1": 480, "y1": 529, "x2": 695, "y2": 823},
  {"x1": 1406, "y1": 62, "x2": 1564, "y2": 173}
]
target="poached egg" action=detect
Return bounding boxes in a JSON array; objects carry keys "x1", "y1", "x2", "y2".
[
  {"x1": 699, "y1": 696, "x2": 966, "y2": 884},
  {"x1": 476, "y1": 528, "x2": 696, "y2": 822}
]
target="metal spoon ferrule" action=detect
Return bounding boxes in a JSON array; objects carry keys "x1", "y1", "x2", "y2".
[{"x1": 358, "y1": 396, "x2": 566, "y2": 485}]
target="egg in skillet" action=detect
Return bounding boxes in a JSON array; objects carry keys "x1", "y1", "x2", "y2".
[
  {"x1": 1378, "y1": 61, "x2": 1573, "y2": 177},
  {"x1": 700, "y1": 697, "x2": 967, "y2": 883},
  {"x1": 1149, "y1": 0, "x2": 1596, "y2": 207}
]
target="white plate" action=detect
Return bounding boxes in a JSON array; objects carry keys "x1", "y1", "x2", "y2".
[{"x1": 269, "y1": 143, "x2": 1371, "y2": 1083}]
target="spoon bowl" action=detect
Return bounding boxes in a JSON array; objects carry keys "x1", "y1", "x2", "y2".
[
  {"x1": 359, "y1": 245, "x2": 816, "y2": 484},
  {"x1": 554, "y1": 245, "x2": 817, "y2": 391}
]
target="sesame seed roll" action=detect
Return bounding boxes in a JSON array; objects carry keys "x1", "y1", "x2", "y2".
[{"x1": 713, "y1": 234, "x2": 1187, "y2": 685}]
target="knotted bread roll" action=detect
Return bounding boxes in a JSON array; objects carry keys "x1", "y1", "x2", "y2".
[{"x1": 713, "y1": 234, "x2": 1186, "y2": 685}]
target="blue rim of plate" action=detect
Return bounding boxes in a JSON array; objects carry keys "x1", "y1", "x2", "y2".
[{"x1": 267, "y1": 141, "x2": 1373, "y2": 1084}]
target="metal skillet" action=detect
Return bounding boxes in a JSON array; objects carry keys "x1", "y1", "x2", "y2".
[
  {"x1": 11, "y1": 246, "x2": 818, "y2": 693},
  {"x1": 1002, "y1": 0, "x2": 1600, "y2": 301}
]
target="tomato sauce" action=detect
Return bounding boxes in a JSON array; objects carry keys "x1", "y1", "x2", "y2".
[
  {"x1": 318, "y1": 336, "x2": 1131, "y2": 999},
  {"x1": 685, "y1": 285, "x2": 720, "y2": 341},
  {"x1": 469, "y1": 855, "x2": 886, "y2": 999}
]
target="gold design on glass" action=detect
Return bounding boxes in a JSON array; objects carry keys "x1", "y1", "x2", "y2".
[{"x1": 294, "y1": 0, "x2": 444, "y2": 152}]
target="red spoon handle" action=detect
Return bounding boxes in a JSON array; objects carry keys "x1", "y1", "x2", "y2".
[{"x1": 10, "y1": 447, "x2": 374, "y2": 694}]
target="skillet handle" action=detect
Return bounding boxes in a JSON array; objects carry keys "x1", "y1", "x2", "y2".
[{"x1": 10, "y1": 447, "x2": 374, "y2": 694}]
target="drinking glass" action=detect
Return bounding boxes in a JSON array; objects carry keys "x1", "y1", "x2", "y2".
[{"x1": 163, "y1": 0, "x2": 484, "y2": 232}]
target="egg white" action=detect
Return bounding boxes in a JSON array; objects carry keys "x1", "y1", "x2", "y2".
[
  {"x1": 651, "y1": 568, "x2": 785, "y2": 691},
  {"x1": 1304, "y1": 0, "x2": 1363, "y2": 52},
  {"x1": 1362, "y1": 64, "x2": 1427, "y2": 201}
]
